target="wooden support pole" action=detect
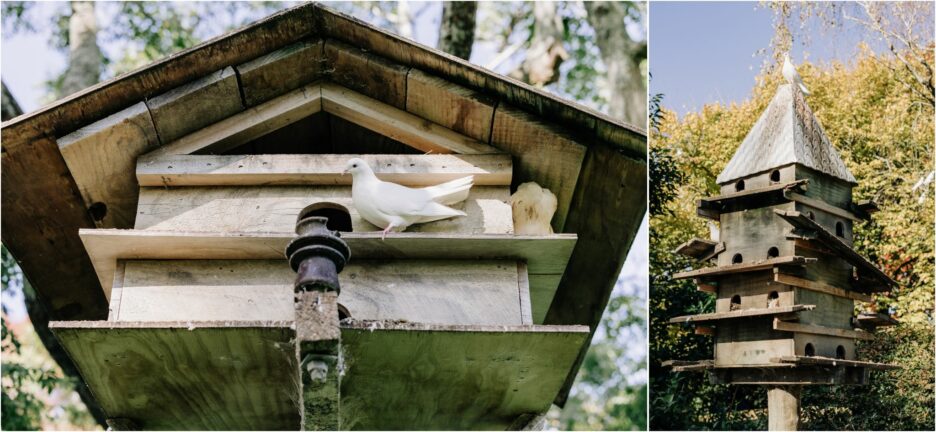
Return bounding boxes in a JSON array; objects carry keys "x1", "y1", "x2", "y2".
[
  {"x1": 295, "y1": 290, "x2": 341, "y2": 430},
  {"x1": 767, "y1": 385, "x2": 801, "y2": 431}
]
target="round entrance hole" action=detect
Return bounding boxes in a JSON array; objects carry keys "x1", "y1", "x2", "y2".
[
  {"x1": 735, "y1": 180, "x2": 746, "y2": 192},
  {"x1": 804, "y1": 343, "x2": 816, "y2": 357},
  {"x1": 836, "y1": 345, "x2": 846, "y2": 359},
  {"x1": 767, "y1": 247, "x2": 779, "y2": 258},
  {"x1": 835, "y1": 221, "x2": 845, "y2": 237},
  {"x1": 732, "y1": 253, "x2": 743, "y2": 264},
  {"x1": 770, "y1": 169, "x2": 781, "y2": 182}
]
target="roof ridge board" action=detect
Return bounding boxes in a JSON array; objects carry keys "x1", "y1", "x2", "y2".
[{"x1": 1, "y1": 3, "x2": 320, "y2": 148}]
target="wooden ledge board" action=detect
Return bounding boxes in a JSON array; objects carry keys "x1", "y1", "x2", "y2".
[
  {"x1": 856, "y1": 313, "x2": 899, "y2": 327},
  {"x1": 774, "y1": 210, "x2": 895, "y2": 290},
  {"x1": 784, "y1": 191, "x2": 860, "y2": 222},
  {"x1": 772, "y1": 318, "x2": 875, "y2": 341},
  {"x1": 79, "y1": 229, "x2": 577, "y2": 302},
  {"x1": 674, "y1": 238, "x2": 717, "y2": 259},
  {"x1": 696, "y1": 180, "x2": 807, "y2": 220},
  {"x1": 48, "y1": 320, "x2": 299, "y2": 430},
  {"x1": 338, "y1": 321, "x2": 588, "y2": 430},
  {"x1": 771, "y1": 355, "x2": 899, "y2": 370},
  {"x1": 668, "y1": 304, "x2": 815, "y2": 324},
  {"x1": 136, "y1": 154, "x2": 512, "y2": 187},
  {"x1": 773, "y1": 272, "x2": 873, "y2": 302},
  {"x1": 673, "y1": 256, "x2": 813, "y2": 280}
]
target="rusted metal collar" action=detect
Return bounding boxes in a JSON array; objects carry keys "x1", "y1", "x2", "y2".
[{"x1": 285, "y1": 211, "x2": 351, "y2": 294}]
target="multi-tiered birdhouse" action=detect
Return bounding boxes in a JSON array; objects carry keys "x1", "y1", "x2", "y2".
[
  {"x1": 664, "y1": 84, "x2": 897, "y2": 430},
  {"x1": 0, "y1": 3, "x2": 646, "y2": 430}
]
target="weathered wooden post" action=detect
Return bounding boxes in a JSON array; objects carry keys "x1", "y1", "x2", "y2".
[{"x1": 664, "y1": 84, "x2": 898, "y2": 430}]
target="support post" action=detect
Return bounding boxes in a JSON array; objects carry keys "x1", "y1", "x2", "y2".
[{"x1": 767, "y1": 385, "x2": 801, "y2": 431}]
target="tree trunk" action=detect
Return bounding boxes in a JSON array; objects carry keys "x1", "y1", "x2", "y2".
[
  {"x1": 59, "y1": 1, "x2": 102, "y2": 98},
  {"x1": 510, "y1": 1, "x2": 568, "y2": 87},
  {"x1": 438, "y1": 1, "x2": 477, "y2": 60},
  {"x1": 584, "y1": 1, "x2": 647, "y2": 126},
  {"x1": 2, "y1": 80, "x2": 23, "y2": 121}
]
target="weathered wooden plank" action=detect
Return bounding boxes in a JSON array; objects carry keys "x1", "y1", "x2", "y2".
[
  {"x1": 143, "y1": 83, "x2": 322, "y2": 158},
  {"x1": 711, "y1": 367, "x2": 869, "y2": 385},
  {"x1": 772, "y1": 355, "x2": 898, "y2": 370},
  {"x1": 107, "y1": 261, "x2": 127, "y2": 321},
  {"x1": 698, "y1": 179, "x2": 807, "y2": 220},
  {"x1": 0, "y1": 135, "x2": 108, "y2": 320},
  {"x1": 663, "y1": 359, "x2": 715, "y2": 372},
  {"x1": 528, "y1": 274, "x2": 561, "y2": 324},
  {"x1": 767, "y1": 386, "x2": 801, "y2": 431},
  {"x1": 675, "y1": 256, "x2": 813, "y2": 280},
  {"x1": 57, "y1": 102, "x2": 160, "y2": 228},
  {"x1": 669, "y1": 305, "x2": 814, "y2": 324},
  {"x1": 785, "y1": 191, "x2": 859, "y2": 221},
  {"x1": 113, "y1": 259, "x2": 524, "y2": 326},
  {"x1": 716, "y1": 318, "x2": 795, "y2": 366},
  {"x1": 338, "y1": 321, "x2": 589, "y2": 430},
  {"x1": 324, "y1": 39, "x2": 408, "y2": 108},
  {"x1": 236, "y1": 39, "x2": 325, "y2": 106},
  {"x1": 321, "y1": 83, "x2": 497, "y2": 154},
  {"x1": 772, "y1": 318, "x2": 875, "y2": 340},
  {"x1": 716, "y1": 272, "x2": 794, "y2": 312},
  {"x1": 146, "y1": 66, "x2": 244, "y2": 144},
  {"x1": 674, "y1": 238, "x2": 717, "y2": 259},
  {"x1": 79, "y1": 229, "x2": 576, "y2": 301},
  {"x1": 136, "y1": 154, "x2": 512, "y2": 187},
  {"x1": 134, "y1": 185, "x2": 512, "y2": 235},
  {"x1": 774, "y1": 272, "x2": 872, "y2": 302},
  {"x1": 490, "y1": 103, "x2": 588, "y2": 232},
  {"x1": 855, "y1": 313, "x2": 899, "y2": 328},
  {"x1": 405, "y1": 69, "x2": 497, "y2": 143},
  {"x1": 518, "y1": 262, "x2": 533, "y2": 325},
  {"x1": 543, "y1": 143, "x2": 646, "y2": 405},
  {"x1": 49, "y1": 321, "x2": 300, "y2": 430}
]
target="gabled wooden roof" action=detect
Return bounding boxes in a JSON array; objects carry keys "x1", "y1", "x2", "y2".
[
  {"x1": 0, "y1": 2, "x2": 646, "y2": 407},
  {"x1": 716, "y1": 84, "x2": 856, "y2": 185}
]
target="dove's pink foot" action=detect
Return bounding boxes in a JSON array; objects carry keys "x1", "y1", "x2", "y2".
[{"x1": 381, "y1": 225, "x2": 393, "y2": 241}]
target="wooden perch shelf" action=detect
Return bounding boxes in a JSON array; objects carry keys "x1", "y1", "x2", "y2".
[
  {"x1": 774, "y1": 210, "x2": 895, "y2": 291},
  {"x1": 772, "y1": 318, "x2": 875, "y2": 341},
  {"x1": 136, "y1": 154, "x2": 513, "y2": 187},
  {"x1": 771, "y1": 356, "x2": 898, "y2": 370},
  {"x1": 668, "y1": 305, "x2": 815, "y2": 324},
  {"x1": 773, "y1": 272, "x2": 873, "y2": 302},
  {"x1": 854, "y1": 313, "x2": 899, "y2": 329},
  {"x1": 673, "y1": 256, "x2": 814, "y2": 280},
  {"x1": 79, "y1": 229, "x2": 576, "y2": 302},
  {"x1": 674, "y1": 238, "x2": 724, "y2": 262},
  {"x1": 696, "y1": 180, "x2": 807, "y2": 220}
]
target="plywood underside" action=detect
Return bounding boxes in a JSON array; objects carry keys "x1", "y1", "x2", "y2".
[
  {"x1": 339, "y1": 321, "x2": 589, "y2": 430},
  {"x1": 80, "y1": 229, "x2": 575, "y2": 320},
  {"x1": 49, "y1": 320, "x2": 589, "y2": 430},
  {"x1": 48, "y1": 321, "x2": 300, "y2": 430}
]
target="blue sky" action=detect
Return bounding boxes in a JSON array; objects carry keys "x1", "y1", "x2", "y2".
[{"x1": 650, "y1": 1, "x2": 889, "y2": 117}]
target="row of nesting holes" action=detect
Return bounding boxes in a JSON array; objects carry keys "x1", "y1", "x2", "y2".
[
  {"x1": 804, "y1": 343, "x2": 847, "y2": 359},
  {"x1": 733, "y1": 170, "x2": 782, "y2": 192},
  {"x1": 730, "y1": 291, "x2": 779, "y2": 308},
  {"x1": 729, "y1": 219, "x2": 844, "y2": 265}
]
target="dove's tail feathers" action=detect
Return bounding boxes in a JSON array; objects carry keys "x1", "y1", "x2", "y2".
[
  {"x1": 798, "y1": 82, "x2": 810, "y2": 95},
  {"x1": 413, "y1": 202, "x2": 467, "y2": 224},
  {"x1": 423, "y1": 175, "x2": 474, "y2": 205}
]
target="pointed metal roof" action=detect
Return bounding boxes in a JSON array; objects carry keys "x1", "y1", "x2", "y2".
[{"x1": 717, "y1": 84, "x2": 856, "y2": 185}]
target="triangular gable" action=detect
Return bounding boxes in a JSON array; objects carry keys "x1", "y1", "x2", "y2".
[{"x1": 716, "y1": 84, "x2": 856, "y2": 185}]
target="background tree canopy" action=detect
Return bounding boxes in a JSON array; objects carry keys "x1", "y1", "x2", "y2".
[
  {"x1": 649, "y1": 3, "x2": 934, "y2": 427},
  {"x1": 1, "y1": 2, "x2": 647, "y2": 430}
]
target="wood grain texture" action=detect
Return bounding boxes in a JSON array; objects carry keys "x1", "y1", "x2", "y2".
[
  {"x1": 773, "y1": 318, "x2": 874, "y2": 340},
  {"x1": 715, "y1": 318, "x2": 794, "y2": 365},
  {"x1": 405, "y1": 68, "x2": 497, "y2": 143},
  {"x1": 674, "y1": 256, "x2": 813, "y2": 279},
  {"x1": 323, "y1": 39, "x2": 409, "y2": 108},
  {"x1": 490, "y1": 103, "x2": 587, "y2": 232},
  {"x1": 110, "y1": 259, "x2": 524, "y2": 326},
  {"x1": 133, "y1": 185, "x2": 513, "y2": 235},
  {"x1": 79, "y1": 229, "x2": 576, "y2": 302},
  {"x1": 774, "y1": 272, "x2": 872, "y2": 302},
  {"x1": 321, "y1": 83, "x2": 497, "y2": 154},
  {"x1": 669, "y1": 305, "x2": 814, "y2": 323},
  {"x1": 236, "y1": 39, "x2": 325, "y2": 106},
  {"x1": 518, "y1": 262, "x2": 533, "y2": 325},
  {"x1": 146, "y1": 67, "x2": 244, "y2": 144},
  {"x1": 767, "y1": 386, "x2": 801, "y2": 431},
  {"x1": 0, "y1": 135, "x2": 108, "y2": 320},
  {"x1": 143, "y1": 83, "x2": 322, "y2": 158},
  {"x1": 58, "y1": 102, "x2": 160, "y2": 228},
  {"x1": 338, "y1": 321, "x2": 589, "y2": 430},
  {"x1": 49, "y1": 321, "x2": 300, "y2": 430},
  {"x1": 137, "y1": 153, "x2": 512, "y2": 187}
]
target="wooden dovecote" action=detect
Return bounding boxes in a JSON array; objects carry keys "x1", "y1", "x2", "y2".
[
  {"x1": 1, "y1": 3, "x2": 646, "y2": 430},
  {"x1": 665, "y1": 84, "x2": 897, "y2": 429}
]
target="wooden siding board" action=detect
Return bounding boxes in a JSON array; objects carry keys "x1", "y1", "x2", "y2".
[
  {"x1": 236, "y1": 39, "x2": 326, "y2": 106},
  {"x1": 146, "y1": 66, "x2": 244, "y2": 144},
  {"x1": 405, "y1": 69, "x2": 497, "y2": 143},
  {"x1": 58, "y1": 102, "x2": 160, "y2": 229},
  {"x1": 323, "y1": 39, "x2": 409, "y2": 109}
]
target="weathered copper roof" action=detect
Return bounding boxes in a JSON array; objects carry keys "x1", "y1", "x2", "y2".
[{"x1": 717, "y1": 84, "x2": 856, "y2": 185}]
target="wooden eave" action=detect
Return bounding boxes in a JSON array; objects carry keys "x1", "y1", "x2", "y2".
[
  {"x1": 673, "y1": 255, "x2": 814, "y2": 280},
  {"x1": 771, "y1": 356, "x2": 898, "y2": 370},
  {"x1": 696, "y1": 180, "x2": 807, "y2": 220},
  {"x1": 674, "y1": 238, "x2": 722, "y2": 261},
  {"x1": 1, "y1": 2, "x2": 646, "y2": 408},
  {"x1": 668, "y1": 304, "x2": 815, "y2": 324},
  {"x1": 854, "y1": 312, "x2": 899, "y2": 329},
  {"x1": 774, "y1": 210, "x2": 896, "y2": 291}
]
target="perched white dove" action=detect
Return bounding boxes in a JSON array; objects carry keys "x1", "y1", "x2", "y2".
[
  {"x1": 782, "y1": 53, "x2": 810, "y2": 95},
  {"x1": 343, "y1": 158, "x2": 472, "y2": 239},
  {"x1": 510, "y1": 182, "x2": 557, "y2": 235}
]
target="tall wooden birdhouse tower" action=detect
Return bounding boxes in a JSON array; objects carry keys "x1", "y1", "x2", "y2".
[
  {"x1": 664, "y1": 84, "x2": 898, "y2": 430},
  {"x1": 0, "y1": 3, "x2": 646, "y2": 430}
]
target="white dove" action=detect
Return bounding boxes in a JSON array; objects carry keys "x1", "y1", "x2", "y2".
[
  {"x1": 782, "y1": 53, "x2": 810, "y2": 95},
  {"x1": 343, "y1": 158, "x2": 472, "y2": 239}
]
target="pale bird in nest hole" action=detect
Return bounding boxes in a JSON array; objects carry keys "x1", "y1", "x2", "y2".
[
  {"x1": 510, "y1": 182, "x2": 557, "y2": 235},
  {"x1": 344, "y1": 158, "x2": 472, "y2": 240}
]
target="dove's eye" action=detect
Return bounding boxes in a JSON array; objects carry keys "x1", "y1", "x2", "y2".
[{"x1": 352, "y1": 164, "x2": 358, "y2": 168}]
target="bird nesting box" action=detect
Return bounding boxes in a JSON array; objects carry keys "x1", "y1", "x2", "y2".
[
  {"x1": 1, "y1": 4, "x2": 646, "y2": 430},
  {"x1": 665, "y1": 84, "x2": 898, "y2": 385}
]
